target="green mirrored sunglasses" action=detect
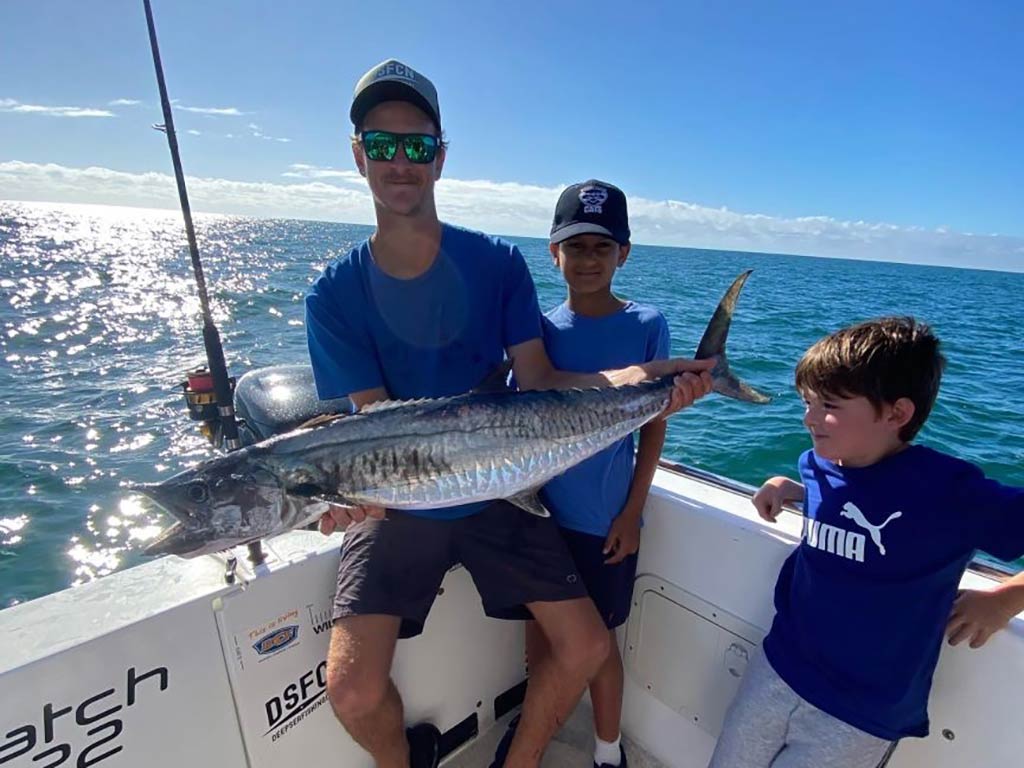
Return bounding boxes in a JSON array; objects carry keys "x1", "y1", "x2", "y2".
[{"x1": 360, "y1": 131, "x2": 440, "y2": 164}]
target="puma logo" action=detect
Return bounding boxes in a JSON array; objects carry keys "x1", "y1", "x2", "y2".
[{"x1": 840, "y1": 502, "x2": 902, "y2": 555}]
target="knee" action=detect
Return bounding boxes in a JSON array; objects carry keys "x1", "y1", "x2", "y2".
[
  {"x1": 554, "y1": 625, "x2": 611, "y2": 679},
  {"x1": 326, "y1": 661, "x2": 389, "y2": 723}
]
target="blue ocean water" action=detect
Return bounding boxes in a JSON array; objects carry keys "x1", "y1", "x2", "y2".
[{"x1": 1, "y1": 200, "x2": 1023, "y2": 608}]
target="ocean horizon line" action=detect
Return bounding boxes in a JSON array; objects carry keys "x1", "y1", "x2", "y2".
[{"x1": 3, "y1": 196, "x2": 1023, "y2": 277}]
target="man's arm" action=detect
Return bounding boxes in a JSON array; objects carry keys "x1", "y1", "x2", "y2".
[
  {"x1": 508, "y1": 338, "x2": 715, "y2": 416},
  {"x1": 604, "y1": 419, "x2": 667, "y2": 564}
]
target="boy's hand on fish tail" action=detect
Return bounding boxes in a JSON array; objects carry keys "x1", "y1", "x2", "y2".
[{"x1": 318, "y1": 504, "x2": 386, "y2": 534}]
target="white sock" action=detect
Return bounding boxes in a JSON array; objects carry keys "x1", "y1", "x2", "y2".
[{"x1": 594, "y1": 734, "x2": 621, "y2": 766}]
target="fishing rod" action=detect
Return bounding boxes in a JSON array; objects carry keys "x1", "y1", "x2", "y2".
[{"x1": 142, "y1": 0, "x2": 264, "y2": 570}]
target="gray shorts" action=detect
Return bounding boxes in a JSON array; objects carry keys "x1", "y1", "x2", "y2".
[
  {"x1": 709, "y1": 648, "x2": 898, "y2": 768},
  {"x1": 332, "y1": 501, "x2": 588, "y2": 638}
]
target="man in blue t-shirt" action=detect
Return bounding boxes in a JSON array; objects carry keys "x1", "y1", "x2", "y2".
[
  {"x1": 305, "y1": 59, "x2": 715, "y2": 768},
  {"x1": 709, "y1": 317, "x2": 1024, "y2": 768}
]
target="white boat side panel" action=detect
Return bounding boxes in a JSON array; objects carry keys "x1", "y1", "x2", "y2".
[
  {"x1": 265, "y1": 529, "x2": 528, "y2": 736},
  {"x1": 215, "y1": 544, "x2": 527, "y2": 767},
  {"x1": 216, "y1": 546, "x2": 367, "y2": 766},
  {"x1": 887, "y1": 624, "x2": 1024, "y2": 767},
  {"x1": 0, "y1": 592, "x2": 247, "y2": 767}
]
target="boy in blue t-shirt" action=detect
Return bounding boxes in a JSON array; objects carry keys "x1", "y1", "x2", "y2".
[
  {"x1": 536, "y1": 181, "x2": 670, "y2": 768},
  {"x1": 710, "y1": 317, "x2": 1024, "y2": 768}
]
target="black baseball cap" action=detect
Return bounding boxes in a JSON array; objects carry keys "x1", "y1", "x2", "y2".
[
  {"x1": 350, "y1": 59, "x2": 441, "y2": 132},
  {"x1": 550, "y1": 180, "x2": 630, "y2": 245}
]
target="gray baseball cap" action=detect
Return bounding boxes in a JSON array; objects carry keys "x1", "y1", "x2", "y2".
[{"x1": 350, "y1": 59, "x2": 441, "y2": 132}]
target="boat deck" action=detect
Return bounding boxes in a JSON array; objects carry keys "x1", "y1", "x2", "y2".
[{"x1": 447, "y1": 704, "x2": 668, "y2": 768}]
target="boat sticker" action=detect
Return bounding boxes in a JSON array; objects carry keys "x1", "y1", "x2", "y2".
[
  {"x1": 263, "y1": 661, "x2": 329, "y2": 742},
  {"x1": 252, "y1": 625, "x2": 299, "y2": 657},
  {"x1": 305, "y1": 598, "x2": 333, "y2": 636}
]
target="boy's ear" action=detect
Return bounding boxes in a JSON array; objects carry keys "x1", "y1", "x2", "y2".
[
  {"x1": 618, "y1": 242, "x2": 631, "y2": 266},
  {"x1": 888, "y1": 397, "x2": 916, "y2": 430},
  {"x1": 549, "y1": 242, "x2": 560, "y2": 264}
]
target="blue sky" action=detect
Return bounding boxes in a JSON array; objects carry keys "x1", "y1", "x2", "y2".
[{"x1": 1, "y1": 1, "x2": 1022, "y2": 269}]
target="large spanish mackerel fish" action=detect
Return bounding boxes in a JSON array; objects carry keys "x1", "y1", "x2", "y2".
[{"x1": 136, "y1": 271, "x2": 770, "y2": 558}]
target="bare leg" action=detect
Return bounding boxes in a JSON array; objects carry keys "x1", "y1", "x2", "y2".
[
  {"x1": 589, "y1": 630, "x2": 624, "y2": 743},
  {"x1": 507, "y1": 598, "x2": 610, "y2": 768},
  {"x1": 326, "y1": 614, "x2": 408, "y2": 768}
]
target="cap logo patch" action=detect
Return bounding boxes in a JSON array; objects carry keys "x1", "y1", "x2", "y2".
[
  {"x1": 579, "y1": 186, "x2": 608, "y2": 214},
  {"x1": 375, "y1": 62, "x2": 417, "y2": 83}
]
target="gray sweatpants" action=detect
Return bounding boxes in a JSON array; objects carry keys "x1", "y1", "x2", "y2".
[{"x1": 708, "y1": 648, "x2": 897, "y2": 768}]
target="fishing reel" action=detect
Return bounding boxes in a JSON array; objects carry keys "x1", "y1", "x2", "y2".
[{"x1": 181, "y1": 366, "x2": 235, "y2": 448}]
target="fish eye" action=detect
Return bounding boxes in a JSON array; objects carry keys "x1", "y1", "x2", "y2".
[{"x1": 188, "y1": 482, "x2": 209, "y2": 503}]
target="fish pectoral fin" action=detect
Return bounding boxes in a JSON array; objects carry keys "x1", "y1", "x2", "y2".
[
  {"x1": 506, "y1": 491, "x2": 551, "y2": 518},
  {"x1": 289, "y1": 484, "x2": 352, "y2": 508},
  {"x1": 311, "y1": 494, "x2": 353, "y2": 508}
]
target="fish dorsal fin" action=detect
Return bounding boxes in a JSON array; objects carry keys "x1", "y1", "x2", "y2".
[
  {"x1": 297, "y1": 412, "x2": 347, "y2": 430},
  {"x1": 357, "y1": 397, "x2": 434, "y2": 415},
  {"x1": 506, "y1": 490, "x2": 551, "y2": 518}
]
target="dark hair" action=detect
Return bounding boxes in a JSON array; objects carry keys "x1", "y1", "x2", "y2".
[{"x1": 795, "y1": 316, "x2": 946, "y2": 441}]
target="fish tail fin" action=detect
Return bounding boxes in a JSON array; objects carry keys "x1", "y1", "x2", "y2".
[{"x1": 695, "y1": 270, "x2": 771, "y2": 404}]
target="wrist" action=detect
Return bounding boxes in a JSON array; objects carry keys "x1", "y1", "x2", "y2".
[
  {"x1": 992, "y1": 582, "x2": 1024, "y2": 617},
  {"x1": 779, "y1": 478, "x2": 803, "y2": 501},
  {"x1": 618, "y1": 504, "x2": 643, "y2": 522}
]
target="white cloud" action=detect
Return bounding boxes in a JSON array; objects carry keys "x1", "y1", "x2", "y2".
[
  {"x1": 108, "y1": 98, "x2": 141, "y2": 106},
  {"x1": 0, "y1": 99, "x2": 114, "y2": 118},
  {"x1": 1, "y1": 160, "x2": 1021, "y2": 271},
  {"x1": 186, "y1": 129, "x2": 201, "y2": 136},
  {"x1": 178, "y1": 105, "x2": 247, "y2": 116},
  {"x1": 282, "y1": 163, "x2": 359, "y2": 180},
  {"x1": 248, "y1": 122, "x2": 291, "y2": 143}
]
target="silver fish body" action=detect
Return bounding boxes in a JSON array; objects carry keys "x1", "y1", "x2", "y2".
[{"x1": 136, "y1": 271, "x2": 770, "y2": 558}]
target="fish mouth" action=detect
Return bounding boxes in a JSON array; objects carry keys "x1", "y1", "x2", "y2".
[
  {"x1": 144, "y1": 521, "x2": 188, "y2": 556},
  {"x1": 130, "y1": 481, "x2": 193, "y2": 519},
  {"x1": 129, "y1": 482, "x2": 195, "y2": 556}
]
